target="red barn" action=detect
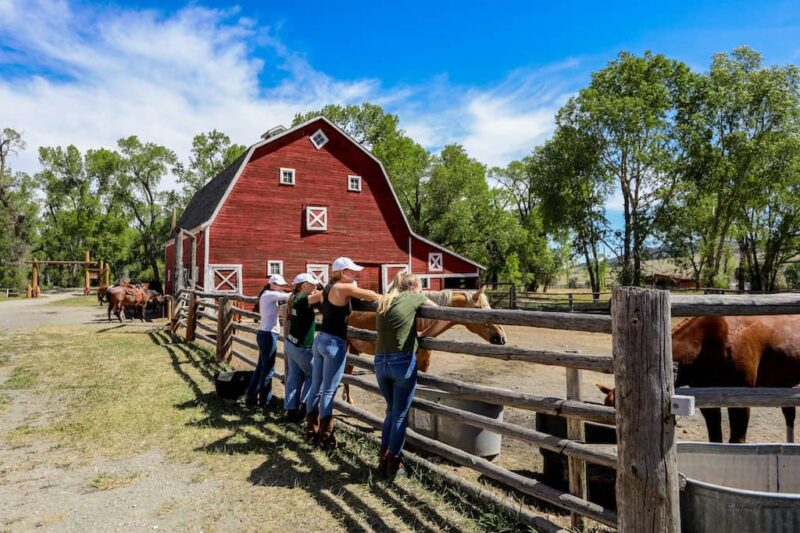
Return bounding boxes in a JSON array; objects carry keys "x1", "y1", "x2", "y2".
[{"x1": 164, "y1": 116, "x2": 483, "y2": 296}]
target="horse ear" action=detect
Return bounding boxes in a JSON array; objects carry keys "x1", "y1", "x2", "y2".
[
  {"x1": 596, "y1": 383, "x2": 611, "y2": 394},
  {"x1": 472, "y1": 286, "x2": 486, "y2": 303}
]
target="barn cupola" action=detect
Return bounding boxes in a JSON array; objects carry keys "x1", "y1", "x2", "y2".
[{"x1": 260, "y1": 125, "x2": 286, "y2": 140}]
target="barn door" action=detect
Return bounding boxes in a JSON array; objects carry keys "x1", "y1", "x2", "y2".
[
  {"x1": 209, "y1": 264, "x2": 242, "y2": 293},
  {"x1": 381, "y1": 264, "x2": 409, "y2": 293}
]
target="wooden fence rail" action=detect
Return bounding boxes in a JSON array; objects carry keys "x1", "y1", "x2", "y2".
[{"x1": 174, "y1": 287, "x2": 800, "y2": 533}]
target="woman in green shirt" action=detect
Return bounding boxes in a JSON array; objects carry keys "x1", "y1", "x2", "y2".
[
  {"x1": 283, "y1": 273, "x2": 320, "y2": 423},
  {"x1": 375, "y1": 272, "x2": 449, "y2": 478}
]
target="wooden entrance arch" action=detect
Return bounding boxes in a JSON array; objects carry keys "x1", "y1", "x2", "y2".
[{"x1": 25, "y1": 251, "x2": 111, "y2": 298}]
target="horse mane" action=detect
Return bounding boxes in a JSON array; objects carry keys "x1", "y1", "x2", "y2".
[
  {"x1": 416, "y1": 289, "x2": 489, "y2": 330},
  {"x1": 422, "y1": 290, "x2": 453, "y2": 307}
]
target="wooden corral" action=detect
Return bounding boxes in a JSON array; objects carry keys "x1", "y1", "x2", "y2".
[{"x1": 169, "y1": 287, "x2": 800, "y2": 532}]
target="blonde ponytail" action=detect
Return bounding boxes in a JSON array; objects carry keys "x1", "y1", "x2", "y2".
[{"x1": 378, "y1": 272, "x2": 420, "y2": 315}]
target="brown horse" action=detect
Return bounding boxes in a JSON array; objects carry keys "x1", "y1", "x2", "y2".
[
  {"x1": 599, "y1": 315, "x2": 800, "y2": 443},
  {"x1": 97, "y1": 284, "x2": 109, "y2": 305},
  {"x1": 106, "y1": 283, "x2": 153, "y2": 322},
  {"x1": 342, "y1": 287, "x2": 507, "y2": 403}
]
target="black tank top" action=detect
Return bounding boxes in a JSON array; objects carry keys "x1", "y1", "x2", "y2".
[{"x1": 319, "y1": 287, "x2": 351, "y2": 339}]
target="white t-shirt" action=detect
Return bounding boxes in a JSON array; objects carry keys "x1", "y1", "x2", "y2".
[{"x1": 259, "y1": 290, "x2": 290, "y2": 333}]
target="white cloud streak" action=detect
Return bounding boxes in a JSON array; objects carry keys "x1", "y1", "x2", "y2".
[{"x1": 0, "y1": 0, "x2": 579, "y2": 188}]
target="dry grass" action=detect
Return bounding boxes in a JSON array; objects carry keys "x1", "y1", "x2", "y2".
[
  {"x1": 0, "y1": 323, "x2": 542, "y2": 532},
  {"x1": 45, "y1": 294, "x2": 98, "y2": 307}
]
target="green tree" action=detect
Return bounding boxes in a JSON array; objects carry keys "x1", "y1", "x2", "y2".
[
  {"x1": 561, "y1": 51, "x2": 690, "y2": 285},
  {"x1": 674, "y1": 47, "x2": 800, "y2": 287},
  {"x1": 175, "y1": 130, "x2": 245, "y2": 203},
  {"x1": 112, "y1": 137, "x2": 178, "y2": 283},
  {"x1": 0, "y1": 128, "x2": 38, "y2": 288}
]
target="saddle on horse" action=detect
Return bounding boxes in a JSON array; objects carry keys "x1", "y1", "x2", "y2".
[{"x1": 120, "y1": 283, "x2": 146, "y2": 303}]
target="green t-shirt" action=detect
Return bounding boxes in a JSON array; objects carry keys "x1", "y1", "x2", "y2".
[
  {"x1": 375, "y1": 292, "x2": 429, "y2": 354},
  {"x1": 287, "y1": 294, "x2": 316, "y2": 347}
]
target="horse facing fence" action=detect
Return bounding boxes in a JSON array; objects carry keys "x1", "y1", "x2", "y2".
[{"x1": 167, "y1": 286, "x2": 800, "y2": 533}]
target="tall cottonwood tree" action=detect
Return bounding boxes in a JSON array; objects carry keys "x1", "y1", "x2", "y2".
[
  {"x1": 674, "y1": 47, "x2": 800, "y2": 287},
  {"x1": 175, "y1": 130, "x2": 246, "y2": 203},
  {"x1": 561, "y1": 51, "x2": 690, "y2": 285}
]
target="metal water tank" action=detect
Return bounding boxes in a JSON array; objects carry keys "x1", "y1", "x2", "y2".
[{"x1": 408, "y1": 386, "x2": 503, "y2": 459}]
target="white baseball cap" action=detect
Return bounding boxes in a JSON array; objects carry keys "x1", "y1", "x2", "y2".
[
  {"x1": 332, "y1": 257, "x2": 364, "y2": 272},
  {"x1": 268, "y1": 274, "x2": 288, "y2": 285},
  {"x1": 292, "y1": 273, "x2": 321, "y2": 285}
]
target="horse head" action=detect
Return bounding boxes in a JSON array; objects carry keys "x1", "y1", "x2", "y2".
[
  {"x1": 457, "y1": 287, "x2": 507, "y2": 345},
  {"x1": 596, "y1": 383, "x2": 615, "y2": 406}
]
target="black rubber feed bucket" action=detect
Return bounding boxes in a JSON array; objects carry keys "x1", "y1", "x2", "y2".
[{"x1": 215, "y1": 370, "x2": 254, "y2": 400}]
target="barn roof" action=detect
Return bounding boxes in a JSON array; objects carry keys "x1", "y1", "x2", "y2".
[
  {"x1": 176, "y1": 151, "x2": 248, "y2": 231},
  {"x1": 172, "y1": 116, "x2": 484, "y2": 270}
]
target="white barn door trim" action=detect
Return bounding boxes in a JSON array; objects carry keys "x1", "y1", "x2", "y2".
[
  {"x1": 208, "y1": 264, "x2": 242, "y2": 293},
  {"x1": 381, "y1": 263, "x2": 409, "y2": 293}
]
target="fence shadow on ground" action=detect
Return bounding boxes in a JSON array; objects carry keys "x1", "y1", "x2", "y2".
[{"x1": 145, "y1": 329, "x2": 469, "y2": 533}]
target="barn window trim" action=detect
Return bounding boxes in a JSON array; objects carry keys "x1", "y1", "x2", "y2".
[
  {"x1": 347, "y1": 175, "x2": 362, "y2": 192},
  {"x1": 279, "y1": 168, "x2": 295, "y2": 186},
  {"x1": 209, "y1": 264, "x2": 242, "y2": 294},
  {"x1": 428, "y1": 253, "x2": 443, "y2": 272},
  {"x1": 420, "y1": 276, "x2": 430, "y2": 289},
  {"x1": 306, "y1": 206, "x2": 328, "y2": 232},
  {"x1": 306, "y1": 264, "x2": 329, "y2": 285},
  {"x1": 267, "y1": 260, "x2": 284, "y2": 277},
  {"x1": 310, "y1": 129, "x2": 329, "y2": 149}
]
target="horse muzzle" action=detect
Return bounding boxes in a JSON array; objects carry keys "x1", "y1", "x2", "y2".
[{"x1": 490, "y1": 334, "x2": 506, "y2": 345}]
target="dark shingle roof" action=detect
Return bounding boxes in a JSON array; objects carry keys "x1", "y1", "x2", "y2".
[{"x1": 176, "y1": 150, "x2": 249, "y2": 231}]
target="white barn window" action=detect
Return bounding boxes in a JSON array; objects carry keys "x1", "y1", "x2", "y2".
[
  {"x1": 306, "y1": 206, "x2": 328, "y2": 232},
  {"x1": 348, "y1": 175, "x2": 362, "y2": 192},
  {"x1": 267, "y1": 260, "x2": 283, "y2": 277},
  {"x1": 310, "y1": 129, "x2": 329, "y2": 149},
  {"x1": 428, "y1": 253, "x2": 443, "y2": 272},
  {"x1": 306, "y1": 264, "x2": 329, "y2": 285},
  {"x1": 279, "y1": 168, "x2": 295, "y2": 185}
]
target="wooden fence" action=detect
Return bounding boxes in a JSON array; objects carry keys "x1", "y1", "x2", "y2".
[{"x1": 167, "y1": 286, "x2": 800, "y2": 532}]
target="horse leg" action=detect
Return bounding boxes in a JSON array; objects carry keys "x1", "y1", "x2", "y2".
[
  {"x1": 107, "y1": 301, "x2": 112, "y2": 322},
  {"x1": 782, "y1": 407, "x2": 796, "y2": 443},
  {"x1": 416, "y1": 349, "x2": 432, "y2": 373},
  {"x1": 728, "y1": 407, "x2": 751, "y2": 443},
  {"x1": 700, "y1": 408, "x2": 723, "y2": 443}
]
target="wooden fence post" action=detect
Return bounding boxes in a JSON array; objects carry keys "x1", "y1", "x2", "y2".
[
  {"x1": 568, "y1": 293, "x2": 574, "y2": 312},
  {"x1": 565, "y1": 367, "x2": 587, "y2": 531},
  {"x1": 216, "y1": 296, "x2": 233, "y2": 362},
  {"x1": 173, "y1": 230, "x2": 184, "y2": 296},
  {"x1": 185, "y1": 292, "x2": 198, "y2": 342},
  {"x1": 509, "y1": 284, "x2": 517, "y2": 309},
  {"x1": 612, "y1": 287, "x2": 680, "y2": 533}
]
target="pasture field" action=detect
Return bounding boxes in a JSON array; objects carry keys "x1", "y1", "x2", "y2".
[{"x1": 0, "y1": 299, "x2": 535, "y2": 532}]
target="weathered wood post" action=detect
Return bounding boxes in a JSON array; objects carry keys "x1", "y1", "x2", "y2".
[
  {"x1": 566, "y1": 367, "x2": 587, "y2": 531},
  {"x1": 216, "y1": 296, "x2": 233, "y2": 362},
  {"x1": 165, "y1": 294, "x2": 173, "y2": 321},
  {"x1": 173, "y1": 230, "x2": 184, "y2": 296},
  {"x1": 612, "y1": 287, "x2": 680, "y2": 532},
  {"x1": 568, "y1": 293, "x2": 574, "y2": 312},
  {"x1": 509, "y1": 284, "x2": 517, "y2": 309},
  {"x1": 84, "y1": 250, "x2": 91, "y2": 295},
  {"x1": 31, "y1": 259, "x2": 39, "y2": 298},
  {"x1": 185, "y1": 291, "x2": 198, "y2": 341},
  {"x1": 105, "y1": 261, "x2": 110, "y2": 286},
  {"x1": 26, "y1": 284, "x2": 32, "y2": 299}
]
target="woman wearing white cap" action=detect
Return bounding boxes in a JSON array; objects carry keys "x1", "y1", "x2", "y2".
[
  {"x1": 304, "y1": 257, "x2": 380, "y2": 448},
  {"x1": 282, "y1": 273, "x2": 321, "y2": 422},
  {"x1": 246, "y1": 274, "x2": 291, "y2": 409}
]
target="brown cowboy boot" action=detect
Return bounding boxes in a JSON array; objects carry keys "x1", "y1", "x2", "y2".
[
  {"x1": 386, "y1": 454, "x2": 407, "y2": 479},
  {"x1": 376, "y1": 446, "x2": 389, "y2": 478},
  {"x1": 318, "y1": 416, "x2": 337, "y2": 450},
  {"x1": 304, "y1": 412, "x2": 319, "y2": 444}
]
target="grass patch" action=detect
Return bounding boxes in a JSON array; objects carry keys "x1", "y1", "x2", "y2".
[
  {"x1": 46, "y1": 295, "x2": 98, "y2": 307},
  {"x1": 88, "y1": 471, "x2": 140, "y2": 491},
  {"x1": 1, "y1": 366, "x2": 38, "y2": 389},
  {"x1": 0, "y1": 324, "x2": 544, "y2": 531},
  {"x1": 0, "y1": 393, "x2": 9, "y2": 411}
]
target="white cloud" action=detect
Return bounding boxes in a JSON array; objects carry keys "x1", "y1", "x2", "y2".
[{"x1": 0, "y1": 0, "x2": 581, "y2": 189}]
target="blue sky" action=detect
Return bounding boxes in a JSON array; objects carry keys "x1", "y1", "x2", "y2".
[{"x1": 1, "y1": 0, "x2": 799, "y2": 201}]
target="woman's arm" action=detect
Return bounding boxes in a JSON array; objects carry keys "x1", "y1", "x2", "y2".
[
  {"x1": 344, "y1": 285, "x2": 381, "y2": 302},
  {"x1": 307, "y1": 290, "x2": 323, "y2": 305},
  {"x1": 418, "y1": 299, "x2": 450, "y2": 338}
]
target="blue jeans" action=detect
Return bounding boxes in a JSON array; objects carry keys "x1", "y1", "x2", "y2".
[
  {"x1": 247, "y1": 331, "x2": 278, "y2": 406},
  {"x1": 307, "y1": 331, "x2": 348, "y2": 419},
  {"x1": 284, "y1": 340, "x2": 314, "y2": 410},
  {"x1": 375, "y1": 352, "x2": 417, "y2": 456}
]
